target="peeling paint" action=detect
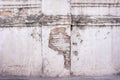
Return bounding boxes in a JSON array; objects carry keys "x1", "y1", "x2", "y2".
[
  {"x1": 49, "y1": 27, "x2": 70, "y2": 69},
  {"x1": 0, "y1": 0, "x2": 120, "y2": 77}
]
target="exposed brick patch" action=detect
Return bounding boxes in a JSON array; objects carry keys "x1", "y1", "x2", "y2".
[{"x1": 49, "y1": 27, "x2": 71, "y2": 69}]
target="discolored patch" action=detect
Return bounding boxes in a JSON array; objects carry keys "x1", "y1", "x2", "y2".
[{"x1": 0, "y1": 11, "x2": 13, "y2": 17}]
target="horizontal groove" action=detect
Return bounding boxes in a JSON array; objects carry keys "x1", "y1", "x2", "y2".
[
  {"x1": 0, "y1": 4, "x2": 41, "y2": 9},
  {"x1": 71, "y1": 3, "x2": 120, "y2": 7},
  {"x1": 71, "y1": 3, "x2": 120, "y2": 4},
  {"x1": 72, "y1": 15, "x2": 120, "y2": 18},
  {"x1": 72, "y1": 23, "x2": 120, "y2": 26},
  {"x1": 0, "y1": 6, "x2": 41, "y2": 9},
  {"x1": 0, "y1": 24, "x2": 70, "y2": 27},
  {"x1": 0, "y1": 4, "x2": 41, "y2": 6},
  {"x1": 1, "y1": 24, "x2": 120, "y2": 27},
  {"x1": 71, "y1": 6, "x2": 120, "y2": 7}
]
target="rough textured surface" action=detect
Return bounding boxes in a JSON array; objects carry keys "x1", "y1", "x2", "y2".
[
  {"x1": 71, "y1": 26, "x2": 114, "y2": 76},
  {"x1": 71, "y1": 0, "x2": 120, "y2": 16},
  {"x1": 0, "y1": 0, "x2": 120, "y2": 77},
  {"x1": 70, "y1": 0, "x2": 120, "y2": 76},
  {"x1": 0, "y1": 27, "x2": 42, "y2": 77},
  {"x1": 0, "y1": 76, "x2": 120, "y2": 80},
  {"x1": 49, "y1": 27, "x2": 70, "y2": 69},
  {"x1": 42, "y1": 26, "x2": 70, "y2": 77}
]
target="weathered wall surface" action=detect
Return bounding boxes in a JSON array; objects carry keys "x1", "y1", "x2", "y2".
[
  {"x1": 71, "y1": 26, "x2": 120, "y2": 76},
  {"x1": 71, "y1": 0, "x2": 120, "y2": 76},
  {"x1": 42, "y1": 26, "x2": 70, "y2": 77},
  {"x1": 0, "y1": 0, "x2": 120, "y2": 77},
  {"x1": 0, "y1": 27, "x2": 42, "y2": 77},
  {"x1": 0, "y1": 0, "x2": 43, "y2": 77}
]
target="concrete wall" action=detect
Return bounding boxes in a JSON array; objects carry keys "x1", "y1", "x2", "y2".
[
  {"x1": 0, "y1": 27, "x2": 42, "y2": 77},
  {"x1": 71, "y1": 0, "x2": 120, "y2": 76},
  {"x1": 71, "y1": 26, "x2": 120, "y2": 76},
  {"x1": 0, "y1": 0, "x2": 120, "y2": 77}
]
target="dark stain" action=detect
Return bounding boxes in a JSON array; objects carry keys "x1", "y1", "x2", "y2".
[
  {"x1": 117, "y1": 72, "x2": 120, "y2": 75},
  {"x1": 0, "y1": 14, "x2": 120, "y2": 27},
  {"x1": 72, "y1": 15, "x2": 120, "y2": 26},
  {"x1": 95, "y1": 30, "x2": 100, "y2": 37},
  {"x1": 0, "y1": 79, "x2": 27, "y2": 80},
  {"x1": 8, "y1": 65, "x2": 23, "y2": 68},
  {"x1": 104, "y1": 32, "x2": 110, "y2": 39},
  {"x1": 31, "y1": 33, "x2": 41, "y2": 41},
  {"x1": 107, "y1": 32, "x2": 110, "y2": 35},
  {"x1": 31, "y1": 28, "x2": 41, "y2": 41},
  {"x1": 73, "y1": 51, "x2": 78, "y2": 56},
  {"x1": 70, "y1": 72, "x2": 74, "y2": 76},
  {"x1": 79, "y1": 26, "x2": 86, "y2": 30},
  {"x1": 76, "y1": 33, "x2": 81, "y2": 37},
  {"x1": 71, "y1": 25, "x2": 73, "y2": 31},
  {"x1": 104, "y1": 37, "x2": 107, "y2": 39},
  {"x1": 80, "y1": 40, "x2": 83, "y2": 43},
  {"x1": 72, "y1": 42, "x2": 77, "y2": 45}
]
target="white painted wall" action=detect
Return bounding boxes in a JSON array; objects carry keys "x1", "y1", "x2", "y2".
[
  {"x1": 0, "y1": 0, "x2": 120, "y2": 77},
  {"x1": 70, "y1": 0, "x2": 120, "y2": 76},
  {"x1": 71, "y1": 26, "x2": 118, "y2": 76},
  {"x1": 71, "y1": 0, "x2": 120, "y2": 16},
  {"x1": 42, "y1": 0, "x2": 70, "y2": 15},
  {"x1": 0, "y1": 27, "x2": 42, "y2": 77},
  {"x1": 112, "y1": 27, "x2": 120, "y2": 73}
]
